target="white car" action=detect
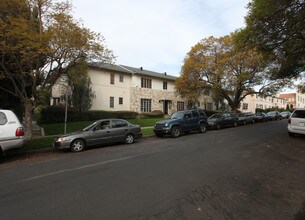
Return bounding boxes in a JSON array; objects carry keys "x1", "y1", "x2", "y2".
[
  {"x1": 288, "y1": 108, "x2": 305, "y2": 137},
  {"x1": 0, "y1": 109, "x2": 26, "y2": 156}
]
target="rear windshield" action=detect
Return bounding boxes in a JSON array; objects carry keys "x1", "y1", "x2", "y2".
[
  {"x1": 292, "y1": 110, "x2": 305, "y2": 118},
  {"x1": 0, "y1": 112, "x2": 8, "y2": 125}
]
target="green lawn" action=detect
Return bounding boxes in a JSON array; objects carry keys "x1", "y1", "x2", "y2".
[
  {"x1": 41, "y1": 118, "x2": 164, "y2": 136},
  {"x1": 20, "y1": 119, "x2": 161, "y2": 151}
]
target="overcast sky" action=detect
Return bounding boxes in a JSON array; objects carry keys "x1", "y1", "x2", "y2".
[{"x1": 71, "y1": 0, "x2": 250, "y2": 76}]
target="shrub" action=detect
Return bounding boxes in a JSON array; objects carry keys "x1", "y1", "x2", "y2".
[
  {"x1": 140, "y1": 110, "x2": 164, "y2": 118},
  {"x1": 39, "y1": 106, "x2": 139, "y2": 124}
]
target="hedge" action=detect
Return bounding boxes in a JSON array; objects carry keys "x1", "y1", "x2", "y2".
[{"x1": 39, "y1": 106, "x2": 139, "y2": 124}]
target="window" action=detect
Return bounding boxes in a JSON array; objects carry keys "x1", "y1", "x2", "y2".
[
  {"x1": 163, "y1": 82, "x2": 167, "y2": 90},
  {"x1": 177, "y1": 101, "x2": 185, "y2": 111},
  {"x1": 0, "y1": 112, "x2": 7, "y2": 125},
  {"x1": 206, "y1": 103, "x2": 213, "y2": 111},
  {"x1": 141, "y1": 78, "x2": 152, "y2": 88},
  {"x1": 119, "y1": 97, "x2": 123, "y2": 105},
  {"x1": 112, "y1": 119, "x2": 128, "y2": 128},
  {"x1": 110, "y1": 97, "x2": 114, "y2": 108},
  {"x1": 141, "y1": 99, "x2": 151, "y2": 112},
  {"x1": 110, "y1": 73, "x2": 115, "y2": 84},
  {"x1": 243, "y1": 103, "x2": 248, "y2": 110},
  {"x1": 119, "y1": 74, "x2": 124, "y2": 82}
]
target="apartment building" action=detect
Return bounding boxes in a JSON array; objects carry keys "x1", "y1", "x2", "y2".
[{"x1": 52, "y1": 63, "x2": 217, "y2": 114}]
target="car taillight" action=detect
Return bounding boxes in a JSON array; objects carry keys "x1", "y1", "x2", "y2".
[
  {"x1": 288, "y1": 118, "x2": 291, "y2": 124},
  {"x1": 16, "y1": 127, "x2": 24, "y2": 137}
]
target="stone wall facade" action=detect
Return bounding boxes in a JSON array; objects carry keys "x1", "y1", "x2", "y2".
[{"x1": 130, "y1": 87, "x2": 185, "y2": 114}]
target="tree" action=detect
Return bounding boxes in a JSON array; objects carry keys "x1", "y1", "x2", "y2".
[
  {"x1": 239, "y1": 0, "x2": 305, "y2": 78},
  {"x1": 67, "y1": 60, "x2": 95, "y2": 112},
  {"x1": 176, "y1": 33, "x2": 288, "y2": 112},
  {"x1": 0, "y1": 0, "x2": 114, "y2": 140}
]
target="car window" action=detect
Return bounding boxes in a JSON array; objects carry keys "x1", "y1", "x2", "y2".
[
  {"x1": 292, "y1": 110, "x2": 305, "y2": 118},
  {"x1": 184, "y1": 112, "x2": 192, "y2": 119},
  {"x1": 0, "y1": 112, "x2": 7, "y2": 125},
  {"x1": 99, "y1": 120, "x2": 111, "y2": 130},
  {"x1": 112, "y1": 119, "x2": 128, "y2": 128},
  {"x1": 191, "y1": 110, "x2": 199, "y2": 118}
]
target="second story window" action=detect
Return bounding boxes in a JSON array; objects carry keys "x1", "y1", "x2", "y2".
[
  {"x1": 110, "y1": 73, "x2": 115, "y2": 84},
  {"x1": 141, "y1": 78, "x2": 152, "y2": 88},
  {"x1": 119, "y1": 74, "x2": 124, "y2": 82},
  {"x1": 163, "y1": 82, "x2": 167, "y2": 90}
]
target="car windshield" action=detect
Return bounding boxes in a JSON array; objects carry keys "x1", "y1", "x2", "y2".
[
  {"x1": 82, "y1": 121, "x2": 98, "y2": 131},
  {"x1": 170, "y1": 112, "x2": 184, "y2": 120}
]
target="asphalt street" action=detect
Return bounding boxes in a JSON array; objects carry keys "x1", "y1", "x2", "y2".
[{"x1": 0, "y1": 120, "x2": 305, "y2": 219}]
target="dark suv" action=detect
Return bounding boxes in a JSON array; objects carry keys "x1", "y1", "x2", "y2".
[{"x1": 153, "y1": 109, "x2": 208, "y2": 138}]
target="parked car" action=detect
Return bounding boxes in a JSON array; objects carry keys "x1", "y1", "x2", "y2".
[
  {"x1": 0, "y1": 109, "x2": 26, "y2": 156},
  {"x1": 280, "y1": 111, "x2": 291, "y2": 119},
  {"x1": 53, "y1": 119, "x2": 142, "y2": 152},
  {"x1": 237, "y1": 112, "x2": 256, "y2": 125},
  {"x1": 254, "y1": 112, "x2": 269, "y2": 122},
  {"x1": 153, "y1": 108, "x2": 208, "y2": 138},
  {"x1": 267, "y1": 111, "x2": 282, "y2": 120},
  {"x1": 288, "y1": 108, "x2": 305, "y2": 137},
  {"x1": 208, "y1": 113, "x2": 238, "y2": 130}
]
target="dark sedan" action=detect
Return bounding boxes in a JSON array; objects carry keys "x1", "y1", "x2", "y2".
[
  {"x1": 267, "y1": 111, "x2": 282, "y2": 121},
  {"x1": 208, "y1": 113, "x2": 238, "y2": 130},
  {"x1": 53, "y1": 119, "x2": 142, "y2": 152}
]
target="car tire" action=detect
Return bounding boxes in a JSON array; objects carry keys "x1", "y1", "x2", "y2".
[
  {"x1": 216, "y1": 123, "x2": 221, "y2": 130},
  {"x1": 199, "y1": 123, "x2": 207, "y2": 133},
  {"x1": 70, "y1": 139, "x2": 86, "y2": 152},
  {"x1": 124, "y1": 134, "x2": 135, "y2": 144},
  {"x1": 170, "y1": 126, "x2": 181, "y2": 138}
]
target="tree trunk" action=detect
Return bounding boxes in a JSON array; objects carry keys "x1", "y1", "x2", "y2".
[{"x1": 23, "y1": 100, "x2": 33, "y2": 141}]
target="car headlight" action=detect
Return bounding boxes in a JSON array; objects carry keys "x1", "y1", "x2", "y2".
[
  {"x1": 164, "y1": 123, "x2": 168, "y2": 127},
  {"x1": 57, "y1": 137, "x2": 66, "y2": 142}
]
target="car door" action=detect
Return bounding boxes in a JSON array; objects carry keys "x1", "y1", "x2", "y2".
[
  {"x1": 110, "y1": 119, "x2": 129, "y2": 142},
  {"x1": 181, "y1": 111, "x2": 193, "y2": 131},
  {"x1": 87, "y1": 120, "x2": 112, "y2": 146}
]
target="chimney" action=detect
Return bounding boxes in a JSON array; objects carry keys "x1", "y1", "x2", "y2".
[
  {"x1": 140, "y1": 67, "x2": 143, "y2": 71},
  {"x1": 164, "y1": 72, "x2": 167, "y2": 75}
]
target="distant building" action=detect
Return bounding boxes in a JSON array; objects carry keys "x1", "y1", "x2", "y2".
[{"x1": 239, "y1": 94, "x2": 286, "y2": 113}]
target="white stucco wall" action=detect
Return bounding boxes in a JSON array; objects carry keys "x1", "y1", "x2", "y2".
[{"x1": 88, "y1": 69, "x2": 132, "y2": 111}]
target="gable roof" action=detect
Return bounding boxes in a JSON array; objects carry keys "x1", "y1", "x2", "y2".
[{"x1": 88, "y1": 62, "x2": 177, "y2": 81}]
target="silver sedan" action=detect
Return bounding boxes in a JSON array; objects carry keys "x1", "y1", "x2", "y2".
[{"x1": 53, "y1": 119, "x2": 142, "y2": 152}]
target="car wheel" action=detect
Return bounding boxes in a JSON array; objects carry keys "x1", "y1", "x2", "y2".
[
  {"x1": 199, "y1": 123, "x2": 207, "y2": 133},
  {"x1": 216, "y1": 123, "x2": 221, "y2": 130},
  {"x1": 124, "y1": 134, "x2": 135, "y2": 144},
  {"x1": 170, "y1": 126, "x2": 181, "y2": 138},
  {"x1": 243, "y1": 120, "x2": 246, "y2": 125},
  {"x1": 252, "y1": 119, "x2": 255, "y2": 124},
  {"x1": 70, "y1": 139, "x2": 85, "y2": 152},
  {"x1": 288, "y1": 132, "x2": 295, "y2": 137},
  {"x1": 233, "y1": 121, "x2": 238, "y2": 127}
]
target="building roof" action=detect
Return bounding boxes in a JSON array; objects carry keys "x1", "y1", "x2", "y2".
[
  {"x1": 121, "y1": 65, "x2": 177, "y2": 81},
  {"x1": 88, "y1": 62, "x2": 133, "y2": 74},
  {"x1": 278, "y1": 93, "x2": 296, "y2": 99},
  {"x1": 88, "y1": 62, "x2": 177, "y2": 81}
]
